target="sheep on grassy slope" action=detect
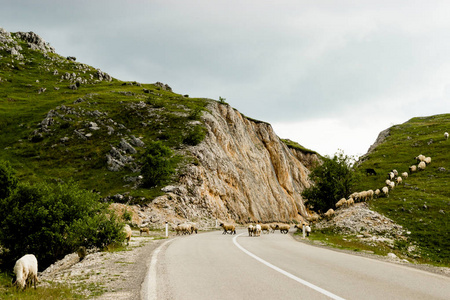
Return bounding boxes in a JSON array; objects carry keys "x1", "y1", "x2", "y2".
[
  {"x1": 382, "y1": 186, "x2": 389, "y2": 197},
  {"x1": 445, "y1": 132, "x2": 449, "y2": 140},
  {"x1": 418, "y1": 161, "x2": 426, "y2": 171},
  {"x1": 388, "y1": 172, "x2": 395, "y2": 180},
  {"x1": 409, "y1": 165, "x2": 417, "y2": 173},
  {"x1": 374, "y1": 189, "x2": 380, "y2": 197},
  {"x1": 219, "y1": 223, "x2": 236, "y2": 235},
  {"x1": 275, "y1": 224, "x2": 290, "y2": 234},
  {"x1": 401, "y1": 172, "x2": 408, "y2": 179},
  {"x1": 425, "y1": 157, "x2": 431, "y2": 164},
  {"x1": 416, "y1": 154, "x2": 426, "y2": 162},
  {"x1": 123, "y1": 224, "x2": 132, "y2": 245},
  {"x1": 13, "y1": 254, "x2": 38, "y2": 290},
  {"x1": 396, "y1": 176, "x2": 402, "y2": 185}
]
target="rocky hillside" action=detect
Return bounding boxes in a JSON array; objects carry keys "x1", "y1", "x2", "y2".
[{"x1": 0, "y1": 27, "x2": 319, "y2": 227}]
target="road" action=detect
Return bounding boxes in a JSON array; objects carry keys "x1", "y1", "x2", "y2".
[{"x1": 141, "y1": 229, "x2": 450, "y2": 300}]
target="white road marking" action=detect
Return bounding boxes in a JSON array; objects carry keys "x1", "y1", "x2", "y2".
[
  {"x1": 233, "y1": 233, "x2": 346, "y2": 300},
  {"x1": 141, "y1": 238, "x2": 176, "y2": 300}
]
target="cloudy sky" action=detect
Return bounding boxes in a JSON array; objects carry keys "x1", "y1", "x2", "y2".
[{"x1": 2, "y1": 0, "x2": 449, "y2": 157}]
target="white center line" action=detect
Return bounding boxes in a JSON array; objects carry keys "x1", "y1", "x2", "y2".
[{"x1": 232, "y1": 233, "x2": 346, "y2": 300}]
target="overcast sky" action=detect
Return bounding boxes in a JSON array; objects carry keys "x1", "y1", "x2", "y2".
[{"x1": 2, "y1": 0, "x2": 449, "y2": 158}]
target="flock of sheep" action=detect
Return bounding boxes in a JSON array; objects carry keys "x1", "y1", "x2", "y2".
[{"x1": 320, "y1": 151, "x2": 437, "y2": 223}]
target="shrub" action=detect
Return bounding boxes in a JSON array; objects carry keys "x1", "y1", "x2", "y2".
[
  {"x1": 0, "y1": 160, "x2": 18, "y2": 200},
  {"x1": 183, "y1": 125, "x2": 207, "y2": 146},
  {"x1": 0, "y1": 181, "x2": 124, "y2": 271},
  {"x1": 141, "y1": 141, "x2": 176, "y2": 188}
]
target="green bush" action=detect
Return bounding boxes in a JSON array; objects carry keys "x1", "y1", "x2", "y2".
[
  {"x1": 141, "y1": 141, "x2": 176, "y2": 188},
  {"x1": 0, "y1": 160, "x2": 18, "y2": 200},
  {"x1": 183, "y1": 125, "x2": 207, "y2": 146},
  {"x1": 302, "y1": 150, "x2": 356, "y2": 213},
  {"x1": 0, "y1": 181, "x2": 125, "y2": 271}
]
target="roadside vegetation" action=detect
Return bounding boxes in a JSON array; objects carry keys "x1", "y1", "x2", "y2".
[{"x1": 302, "y1": 114, "x2": 450, "y2": 267}]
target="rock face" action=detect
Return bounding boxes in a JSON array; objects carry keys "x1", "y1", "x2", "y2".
[{"x1": 149, "y1": 103, "x2": 319, "y2": 224}]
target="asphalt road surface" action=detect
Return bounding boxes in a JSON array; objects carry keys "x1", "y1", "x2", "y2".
[{"x1": 142, "y1": 229, "x2": 450, "y2": 300}]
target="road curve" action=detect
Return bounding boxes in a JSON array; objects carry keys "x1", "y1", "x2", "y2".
[{"x1": 143, "y1": 229, "x2": 450, "y2": 300}]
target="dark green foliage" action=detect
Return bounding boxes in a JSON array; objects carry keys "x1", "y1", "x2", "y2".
[
  {"x1": 302, "y1": 151, "x2": 356, "y2": 213},
  {"x1": 0, "y1": 181, "x2": 124, "y2": 271},
  {"x1": 141, "y1": 141, "x2": 176, "y2": 188},
  {"x1": 0, "y1": 160, "x2": 18, "y2": 200},
  {"x1": 183, "y1": 125, "x2": 207, "y2": 146}
]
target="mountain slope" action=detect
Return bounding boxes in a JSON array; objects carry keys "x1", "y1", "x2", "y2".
[
  {"x1": 0, "y1": 27, "x2": 318, "y2": 225},
  {"x1": 354, "y1": 114, "x2": 450, "y2": 265}
]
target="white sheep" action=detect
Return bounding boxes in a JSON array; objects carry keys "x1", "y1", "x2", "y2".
[
  {"x1": 367, "y1": 190, "x2": 374, "y2": 200},
  {"x1": 444, "y1": 132, "x2": 449, "y2": 140},
  {"x1": 409, "y1": 165, "x2": 417, "y2": 173},
  {"x1": 401, "y1": 172, "x2": 408, "y2": 179},
  {"x1": 418, "y1": 161, "x2": 426, "y2": 170},
  {"x1": 324, "y1": 208, "x2": 335, "y2": 219},
  {"x1": 396, "y1": 176, "x2": 402, "y2": 186},
  {"x1": 388, "y1": 172, "x2": 395, "y2": 180},
  {"x1": 175, "y1": 223, "x2": 191, "y2": 235},
  {"x1": 382, "y1": 186, "x2": 389, "y2": 197},
  {"x1": 219, "y1": 223, "x2": 236, "y2": 235},
  {"x1": 254, "y1": 224, "x2": 262, "y2": 237},
  {"x1": 389, "y1": 181, "x2": 395, "y2": 189},
  {"x1": 425, "y1": 157, "x2": 431, "y2": 164},
  {"x1": 123, "y1": 224, "x2": 132, "y2": 245},
  {"x1": 392, "y1": 169, "x2": 398, "y2": 176},
  {"x1": 416, "y1": 154, "x2": 426, "y2": 162},
  {"x1": 374, "y1": 189, "x2": 380, "y2": 197},
  {"x1": 385, "y1": 179, "x2": 392, "y2": 186},
  {"x1": 346, "y1": 198, "x2": 354, "y2": 207},
  {"x1": 13, "y1": 254, "x2": 38, "y2": 290}
]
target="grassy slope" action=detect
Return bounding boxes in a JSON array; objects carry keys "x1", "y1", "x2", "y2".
[
  {"x1": 0, "y1": 34, "x2": 208, "y2": 202},
  {"x1": 353, "y1": 114, "x2": 450, "y2": 265}
]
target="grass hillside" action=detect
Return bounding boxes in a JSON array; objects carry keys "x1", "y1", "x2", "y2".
[
  {"x1": 354, "y1": 114, "x2": 450, "y2": 265},
  {"x1": 0, "y1": 31, "x2": 209, "y2": 202}
]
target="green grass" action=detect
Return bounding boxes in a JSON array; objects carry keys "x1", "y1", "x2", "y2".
[
  {"x1": 352, "y1": 114, "x2": 450, "y2": 266},
  {"x1": 0, "y1": 33, "x2": 209, "y2": 202},
  {"x1": 0, "y1": 272, "x2": 85, "y2": 299}
]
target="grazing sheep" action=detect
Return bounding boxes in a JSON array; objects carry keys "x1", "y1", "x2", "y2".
[
  {"x1": 396, "y1": 176, "x2": 402, "y2": 185},
  {"x1": 346, "y1": 198, "x2": 354, "y2": 207},
  {"x1": 269, "y1": 223, "x2": 278, "y2": 233},
  {"x1": 335, "y1": 198, "x2": 347, "y2": 209},
  {"x1": 388, "y1": 181, "x2": 395, "y2": 189},
  {"x1": 324, "y1": 208, "x2": 335, "y2": 219},
  {"x1": 13, "y1": 254, "x2": 38, "y2": 290},
  {"x1": 409, "y1": 165, "x2": 417, "y2": 173},
  {"x1": 392, "y1": 169, "x2": 398, "y2": 176},
  {"x1": 382, "y1": 186, "x2": 389, "y2": 197},
  {"x1": 123, "y1": 224, "x2": 132, "y2": 245},
  {"x1": 374, "y1": 189, "x2": 380, "y2": 197},
  {"x1": 367, "y1": 190, "x2": 374, "y2": 200},
  {"x1": 219, "y1": 223, "x2": 236, "y2": 235},
  {"x1": 307, "y1": 214, "x2": 320, "y2": 223},
  {"x1": 385, "y1": 179, "x2": 391, "y2": 186},
  {"x1": 416, "y1": 154, "x2": 426, "y2": 162},
  {"x1": 445, "y1": 132, "x2": 449, "y2": 140},
  {"x1": 275, "y1": 224, "x2": 290, "y2": 234},
  {"x1": 418, "y1": 161, "x2": 426, "y2": 170},
  {"x1": 425, "y1": 157, "x2": 431, "y2": 164},
  {"x1": 401, "y1": 172, "x2": 408, "y2": 179},
  {"x1": 139, "y1": 227, "x2": 150, "y2": 236},
  {"x1": 388, "y1": 172, "x2": 395, "y2": 180}
]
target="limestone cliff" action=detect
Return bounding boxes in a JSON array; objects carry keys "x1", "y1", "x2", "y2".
[{"x1": 149, "y1": 102, "x2": 319, "y2": 224}]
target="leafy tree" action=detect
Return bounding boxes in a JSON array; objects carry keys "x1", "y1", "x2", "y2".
[
  {"x1": 302, "y1": 150, "x2": 356, "y2": 213},
  {"x1": 141, "y1": 141, "x2": 176, "y2": 188},
  {"x1": 0, "y1": 160, "x2": 18, "y2": 200},
  {"x1": 0, "y1": 181, "x2": 125, "y2": 271}
]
